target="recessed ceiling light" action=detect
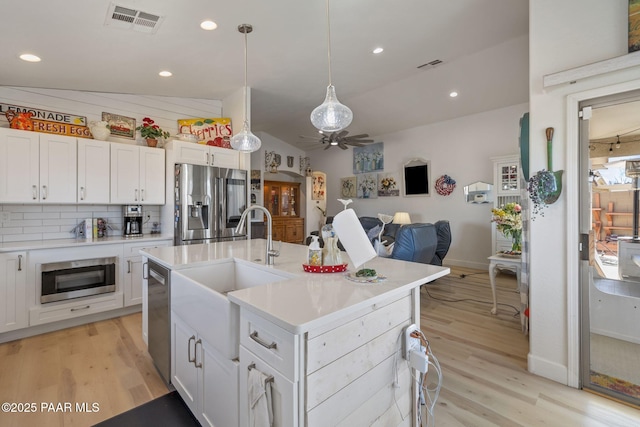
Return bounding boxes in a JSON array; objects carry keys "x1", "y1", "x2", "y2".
[
  {"x1": 159, "y1": 71, "x2": 172, "y2": 77},
  {"x1": 372, "y1": 47, "x2": 384, "y2": 54},
  {"x1": 200, "y1": 20, "x2": 218, "y2": 30},
  {"x1": 19, "y1": 53, "x2": 41, "y2": 62},
  {"x1": 449, "y1": 91, "x2": 458, "y2": 98}
]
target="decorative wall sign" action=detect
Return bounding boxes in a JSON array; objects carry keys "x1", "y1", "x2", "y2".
[
  {"x1": 31, "y1": 119, "x2": 93, "y2": 138},
  {"x1": 250, "y1": 170, "x2": 261, "y2": 190},
  {"x1": 377, "y1": 172, "x2": 400, "y2": 197},
  {"x1": 265, "y1": 151, "x2": 281, "y2": 173},
  {"x1": 312, "y1": 172, "x2": 326, "y2": 200},
  {"x1": 403, "y1": 158, "x2": 431, "y2": 196},
  {"x1": 353, "y1": 142, "x2": 384, "y2": 174},
  {"x1": 0, "y1": 102, "x2": 87, "y2": 126},
  {"x1": 357, "y1": 173, "x2": 378, "y2": 199},
  {"x1": 102, "y1": 112, "x2": 136, "y2": 139},
  {"x1": 178, "y1": 117, "x2": 233, "y2": 147},
  {"x1": 434, "y1": 174, "x2": 456, "y2": 196},
  {"x1": 287, "y1": 156, "x2": 294, "y2": 168},
  {"x1": 340, "y1": 176, "x2": 357, "y2": 198}
]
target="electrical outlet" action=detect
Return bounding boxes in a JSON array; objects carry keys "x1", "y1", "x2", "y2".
[
  {"x1": 403, "y1": 324, "x2": 421, "y2": 360},
  {"x1": 0, "y1": 212, "x2": 10, "y2": 222}
]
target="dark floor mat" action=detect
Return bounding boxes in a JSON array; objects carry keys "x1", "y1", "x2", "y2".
[{"x1": 94, "y1": 391, "x2": 200, "y2": 427}]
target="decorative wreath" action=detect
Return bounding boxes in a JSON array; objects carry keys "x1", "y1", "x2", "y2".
[{"x1": 434, "y1": 174, "x2": 456, "y2": 196}]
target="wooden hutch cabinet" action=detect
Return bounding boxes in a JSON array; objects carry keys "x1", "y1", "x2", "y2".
[{"x1": 263, "y1": 181, "x2": 304, "y2": 244}]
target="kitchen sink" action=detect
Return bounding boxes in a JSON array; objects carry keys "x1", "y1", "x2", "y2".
[{"x1": 171, "y1": 259, "x2": 293, "y2": 360}]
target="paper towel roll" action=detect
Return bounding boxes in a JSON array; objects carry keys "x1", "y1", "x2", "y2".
[{"x1": 332, "y1": 208, "x2": 377, "y2": 268}]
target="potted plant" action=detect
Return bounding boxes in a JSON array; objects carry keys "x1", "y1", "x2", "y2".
[{"x1": 136, "y1": 117, "x2": 170, "y2": 147}]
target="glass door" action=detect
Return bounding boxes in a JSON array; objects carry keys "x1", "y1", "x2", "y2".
[{"x1": 579, "y1": 91, "x2": 640, "y2": 406}]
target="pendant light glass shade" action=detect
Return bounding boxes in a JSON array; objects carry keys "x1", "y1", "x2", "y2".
[
  {"x1": 311, "y1": 0, "x2": 352, "y2": 133},
  {"x1": 310, "y1": 85, "x2": 353, "y2": 132},
  {"x1": 231, "y1": 24, "x2": 261, "y2": 153}
]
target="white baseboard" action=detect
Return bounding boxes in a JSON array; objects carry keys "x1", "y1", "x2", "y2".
[{"x1": 528, "y1": 352, "x2": 569, "y2": 386}]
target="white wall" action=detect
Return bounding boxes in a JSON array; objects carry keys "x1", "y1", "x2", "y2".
[
  {"x1": 528, "y1": 0, "x2": 635, "y2": 385},
  {"x1": 309, "y1": 103, "x2": 528, "y2": 269}
]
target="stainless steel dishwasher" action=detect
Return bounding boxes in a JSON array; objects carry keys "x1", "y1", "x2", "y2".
[{"x1": 147, "y1": 259, "x2": 171, "y2": 385}]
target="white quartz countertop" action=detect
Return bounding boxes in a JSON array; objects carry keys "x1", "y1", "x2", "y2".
[
  {"x1": 0, "y1": 234, "x2": 172, "y2": 252},
  {"x1": 141, "y1": 239, "x2": 450, "y2": 333}
]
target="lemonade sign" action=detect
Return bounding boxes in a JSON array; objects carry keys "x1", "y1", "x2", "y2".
[{"x1": 177, "y1": 118, "x2": 233, "y2": 148}]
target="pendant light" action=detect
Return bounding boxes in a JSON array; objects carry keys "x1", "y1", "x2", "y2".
[
  {"x1": 231, "y1": 24, "x2": 262, "y2": 152},
  {"x1": 310, "y1": 0, "x2": 353, "y2": 133}
]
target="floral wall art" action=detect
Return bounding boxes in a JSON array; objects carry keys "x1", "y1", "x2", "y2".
[
  {"x1": 312, "y1": 171, "x2": 326, "y2": 200},
  {"x1": 357, "y1": 173, "x2": 378, "y2": 199},
  {"x1": 340, "y1": 176, "x2": 357, "y2": 198},
  {"x1": 377, "y1": 172, "x2": 400, "y2": 197},
  {"x1": 353, "y1": 142, "x2": 384, "y2": 174}
]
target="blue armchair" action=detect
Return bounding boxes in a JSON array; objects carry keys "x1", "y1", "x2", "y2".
[{"x1": 390, "y1": 221, "x2": 451, "y2": 266}]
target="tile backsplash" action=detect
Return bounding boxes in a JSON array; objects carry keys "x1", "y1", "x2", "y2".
[{"x1": 0, "y1": 204, "x2": 162, "y2": 243}]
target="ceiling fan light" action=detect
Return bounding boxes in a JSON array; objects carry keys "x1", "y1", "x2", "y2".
[
  {"x1": 230, "y1": 120, "x2": 261, "y2": 152},
  {"x1": 310, "y1": 85, "x2": 353, "y2": 133}
]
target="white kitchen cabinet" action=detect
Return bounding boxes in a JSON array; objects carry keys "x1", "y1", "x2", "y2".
[
  {"x1": 0, "y1": 128, "x2": 76, "y2": 203},
  {"x1": 167, "y1": 140, "x2": 239, "y2": 169},
  {"x1": 0, "y1": 252, "x2": 27, "y2": 333},
  {"x1": 110, "y1": 144, "x2": 165, "y2": 204},
  {"x1": 172, "y1": 312, "x2": 239, "y2": 427},
  {"x1": 123, "y1": 240, "x2": 171, "y2": 308},
  {"x1": 77, "y1": 139, "x2": 110, "y2": 204},
  {"x1": 492, "y1": 154, "x2": 521, "y2": 253}
]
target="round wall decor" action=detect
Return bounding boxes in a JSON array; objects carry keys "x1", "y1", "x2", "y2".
[{"x1": 435, "y1": 174, "x2": 456, "y2": 196}]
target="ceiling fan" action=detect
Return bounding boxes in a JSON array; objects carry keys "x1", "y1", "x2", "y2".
[{"x1": 299, "y1": 130, "x2": 374, "y2": 150}]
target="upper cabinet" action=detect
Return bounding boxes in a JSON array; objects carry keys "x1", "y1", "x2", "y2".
[
  {"x1": 493, "y1": 155, "x2": 520, "y2": 197},
  {"x1": 110, "y1": 144, "x2": 165, "y2": 205},
  {"x1": 167, "y1": 140, "x2": 240, "y2": 169},
  {"x1": 0, "y1": 128, "x2": 76, "y2": 203},
  {"x1": 78, "y1": 139, "x2": 110, "y2": 204}
]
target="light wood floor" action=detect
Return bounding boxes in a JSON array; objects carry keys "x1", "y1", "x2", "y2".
[
  {"x1": 423, "y1": 266, "x2": 640, "y2": 426},
  {"x1": 0, "y1": 313, "x2": 168, "y2": 427},
  {"x1": 1, "y1": 267, "x2": 639, "y2": 427}
]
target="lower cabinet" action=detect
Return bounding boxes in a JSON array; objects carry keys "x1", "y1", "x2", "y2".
[
  {"x1": 0, "y1": 252, "x2": 27, "y2": 333},
  {"x1": 172, "y1": 312, "x2": 239, "y2": 427},
  {"x1": 123, "y1": 240, "x2": 171, "y2": 307},
  {"x1": 271, "y1": 218, "x2": 304, "y2": 244}
]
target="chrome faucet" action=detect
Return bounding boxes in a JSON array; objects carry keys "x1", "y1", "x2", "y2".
[{"x1": 235, "y1": 205, "x2": 280, "y2": 265}]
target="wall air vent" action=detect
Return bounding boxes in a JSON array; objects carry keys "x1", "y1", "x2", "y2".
[
  {"x1": 105, "y1": 3, "x2": 164, "y2": 34},
  {"x1": 417, "y1": 59, "x2": 443, "y2": 70}
]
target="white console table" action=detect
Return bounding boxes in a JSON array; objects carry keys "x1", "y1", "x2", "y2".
[{"x1": 488, "y1": 254, "x2": 521, "y2": 315}]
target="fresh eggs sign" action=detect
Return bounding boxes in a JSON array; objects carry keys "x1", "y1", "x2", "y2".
[
  {"x1": 177, "y1": 117, "x2": 233, "y2": 148},
  {"x1": 1, "y1": 102, "x2": 92, "y2": 138}
]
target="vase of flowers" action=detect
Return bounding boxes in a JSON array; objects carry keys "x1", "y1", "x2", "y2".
[
  {"x1": 136, "y1": 117, "x2": 170, "y2": 147},
  {"x1": 491, "y1": 202, "x2": 523, "y2": 252}
]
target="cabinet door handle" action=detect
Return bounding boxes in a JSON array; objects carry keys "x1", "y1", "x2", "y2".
[
  {"x1": 141, "y1": 189, "x2": 145, "y2": 201},
  {"x1": 142, "y1": 262, "x2": 148, "y2": 279},
  {"x1": 206, "y1": 153, "x2": 210, "y2": 165},
  {"x1": 42, "y1": 185, "x2": 47, "y2": 200},
  {"x1": 18, "y1": 255, "x2": 22, "y2": 271},
  {"x1": 127, "y1": 260, "x2": 131, "y2": 274},
  {"x1": 194, "y1": 339, "x2": 203, "y2": 368},
  {"x1": 134, "y1": 189, "x2": 138, "y2": 202},
  {"x1": 250, "y1": 331, "x2": 277, "y2": 350},
  {"x1": 80, "y1": 186, "x2": 85, "y2": 200},
  {"x1": 32, "y1": 185, "x2": 38, "y2": 200},
  {"x1": 188, "y1": 335, "x2": 196, "y2": 364},
  {"x1": 71, "y1": 305, "x2": 90, "y2": 312}
]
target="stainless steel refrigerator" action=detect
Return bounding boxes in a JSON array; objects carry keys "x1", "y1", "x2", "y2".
[{"x1": 174, "y1": 163, "x2": 248, "y2": 245}]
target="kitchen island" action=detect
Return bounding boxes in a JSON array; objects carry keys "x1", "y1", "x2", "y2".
[{"x1": 142, "y1": 239, "x2": 449, "y2": 427}]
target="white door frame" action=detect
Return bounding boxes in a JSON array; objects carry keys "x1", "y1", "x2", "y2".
[{"x1": 565, "y1": 79, "x2": 640, "y2": 387}]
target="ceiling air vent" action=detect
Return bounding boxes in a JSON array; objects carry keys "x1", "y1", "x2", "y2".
[
  {"x1": 105, "y1": 3, "x2": 164, "y2": 34},
  {"x1": 417, "y1": 59, "x2": 443, "y2": 70}
]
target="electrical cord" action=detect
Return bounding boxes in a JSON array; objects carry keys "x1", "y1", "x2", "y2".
[
  {"x1": 410, "y1": 330, "x2": 442, "y2": 427},
  {"x1": 424, "y1": 287, "x2": 520, "y2": 317},
  {"x1": 458, "y1": 271, "x2": 488, "y2": 278}
]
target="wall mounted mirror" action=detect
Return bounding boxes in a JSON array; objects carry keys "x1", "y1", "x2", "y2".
[
  {"x1": 403, "y1": 158, "x2": 431, "y2": 196},
  {"x1": 463, "y1": 181, "x2": 493, "y2": 203}
]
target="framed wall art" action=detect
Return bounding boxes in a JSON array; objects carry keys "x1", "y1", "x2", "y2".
[
  {"x1": 630, "y1": 0, "x2": 640, "y2": 53},
  {"x1": 403, "y1": 158, "x2": 431, "y2": 196},
  {"x1": 357, "y1": 173, "x2": 378, "y2": 199},
  {"x1": 340, "y1": 176, "x2": 357, "y2": 198},
  {"x1": 102, "y1": 112, "x2": 135, "y2": 139},
  {"x1": 312, "y1": 171, "x2": 326, "y2": 200},
  {"x1": 353, "y1": 142, "x2": 384, "y2": 174},
  {"x1": 377, "y1": 172, "x2": 400, "y2": 197}
]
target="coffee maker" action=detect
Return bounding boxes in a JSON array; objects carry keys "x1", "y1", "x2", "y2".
[{"x1": 123, "y1": 205, "x2": 143, "y2": 238}]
